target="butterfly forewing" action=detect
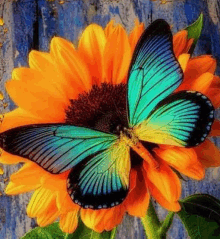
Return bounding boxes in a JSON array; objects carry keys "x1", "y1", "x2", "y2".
[
  {"x1": 0, "y1": 124, "x2": 117, "y2": 174},
  {"x1": 127, "y1": 19, "x2": 183, "y2": 127}
]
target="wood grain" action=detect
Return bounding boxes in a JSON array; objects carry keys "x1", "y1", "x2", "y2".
[{"x1": 0, "y1": 0, "x2": 220, "y2": 238}]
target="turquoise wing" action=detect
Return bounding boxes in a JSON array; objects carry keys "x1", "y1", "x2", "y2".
[
  {"x1": 0, "y1": 124, "x2": 117, "y2": 174},
  {"x1": 0, "y1": 124, "x2": 131, "y2": 208},
  {"x1": 128, "y1": 19, "x2": 183, "y2": 127},
  {"x1": 68, "y1": 139, "x2": 130, "y2": 209},
  {"x1": 134, "y1": 91, "x2": 214, "y2": 147}
]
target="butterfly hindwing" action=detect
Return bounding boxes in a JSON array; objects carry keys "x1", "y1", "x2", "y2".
[
  {"x1": 0, "y1": 124, "x2": 117, "y2": 174},
  {"x1": 128, "y1": 19, "x2": 183, "y2": 127},
  {"x1": 134, "y1": 91, "x2": 214, "y2": 147},
  {"x1": 67, "y1": 139, "x2": 130, "y2": 209}
]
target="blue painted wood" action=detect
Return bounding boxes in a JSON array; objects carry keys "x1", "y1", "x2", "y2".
[{"x1": 1, "y1": 0, "x2": 220, "y2": 238}]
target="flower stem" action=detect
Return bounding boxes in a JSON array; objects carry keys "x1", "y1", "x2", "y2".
[
  {"x1": 158, "y1": 212, "x2": 174, "y2": 237},
  {"x1": 141, "y1": 200, "x2": 161, "y2": 239}
]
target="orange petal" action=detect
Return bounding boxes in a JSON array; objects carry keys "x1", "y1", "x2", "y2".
[
  {"x1": 210, "y1": 119, "x2": 220, "y2": 136},
  {"x1": 190, "y1": 72, "x2": 214, "y2": 94},
  {"x1": 0, "y1": 150, "x2": 27, "y2": 165},
  {"x1": 78, "y1": 24, "x2": 106, "y2": 85},
  {"x1": 154, "y1": 147, "x2": 205, "y2": 180},
  {"x1": 81, "y1": 208, "x2": 106, "y2": 232},
  {"x1": 124, "y1": 168, "x2": 150, "y2": 217},
  {"x1": 146, "y1": 178, "x2": 181, "y2": 212},
  {"x1": 129, "y1": 19, "x2": 144, "y2": 53},
  {"x1": 184, "y1": 56, "x2": 217, "y2": 83},
  {"x1": 173, "y1": 30, "x2": 188, "y2": 57},
  {"x1": 81, "y1": 205, "x2": 125, "y2": 232},
  {"x1": 184, "y1": 38, "x2": 194, "y2": 53},
  {"x1": 55, "y1": 172, "x2": 80, "y2": 214},
  {"x1": 60, "y1": 210, "x2": 79, "y2": 233},
  {"x1": 6, "y1": 68, "x2": 67, "y2": 121},
  {"x1": 104, "y1": 20, "x2": 116, "y2": 38},
  {"x1": 27, "y1": 187, "x2": 56, "y2": 217},
  {"x1": 5, "y1": 181, "x2": 40, "y2": 195},
  {"x1": 206, "y1": 88, "x2": 220, "y2": 108},
  {"x1": 37, "y1": 200, "x2": 59, "y2": 227},
  {"x1": 103, "y1": 25, "x2": 132, "y2": 84},
  {"x1": 10, "y1": 162, "x2": 44, "y2": 186},
  {"x1": 29, "y1": 50, "x2": 69, "y2": 102},
  {"x1": 50, "y1": 37, "x2": 92, "y2": 96},
  {"x1": 0, "y1": 108, "x2": 48, "y2": 133},
  {"x1": 178, "y1": 54, "x2": 190, "y2": 72},
  {"x1": 143, "y1": 160, "x2": 181, "y2": 203},
  {"x1": 194, "y1": 139, "x2": 220, "y2": 167},
  {"x1": 210, "y1": 75, "x2": 220, "y2": 88}
]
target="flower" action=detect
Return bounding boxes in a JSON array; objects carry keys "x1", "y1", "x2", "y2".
[{"x1": 1, "y1": 19, "x2": 220, "y2": 234}]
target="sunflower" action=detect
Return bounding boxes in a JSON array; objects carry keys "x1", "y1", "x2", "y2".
[{"x1": 1, "y1": 19, "x2": 220, "y2": 233}]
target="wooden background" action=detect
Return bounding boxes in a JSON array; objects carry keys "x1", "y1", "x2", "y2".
[{"x1": 0, "y1": 0, "x2": 220, "y2": 238}]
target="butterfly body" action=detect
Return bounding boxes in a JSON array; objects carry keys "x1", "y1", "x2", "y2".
[{"x1": 0, "y1": 20, "x2": 215, "y2": 209}]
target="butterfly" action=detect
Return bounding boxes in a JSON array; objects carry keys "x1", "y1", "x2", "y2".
[{"x1": 0, "y1": 20, "x2": 214, "y2": 209}]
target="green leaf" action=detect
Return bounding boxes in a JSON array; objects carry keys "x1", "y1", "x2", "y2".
[
  {"x1": 178, "y1": 194, "x2": 220, "y2": 239},
  {"x1": 21, "y1": 221, "x2": 117, "y2": 239},
  {"x1": 21, "y1": 222, "x2": 64, "y2": 239},
  {"x1": 185, "y1": 13, "x2": 203, "y2": 54},
  {"x1": 158, "y1": 212, "x2": 175, "y2": 237}
]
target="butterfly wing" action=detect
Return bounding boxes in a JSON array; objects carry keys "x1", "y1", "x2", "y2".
[
  {"x1": 67, "y1": 139, "x2": 130, "y2": 209},
  {"x1": 128, "y1": 19, "x2": 183, "y2": 127},
  {"x1": 0, "y1": 124, "x2": 131, "y2": 208},
  {"x1": 0, "y1": 124, "x2": 117, "y2": 174},
  {"x1": 134, "y1": 91, "x2": 214, "y2": 147}
]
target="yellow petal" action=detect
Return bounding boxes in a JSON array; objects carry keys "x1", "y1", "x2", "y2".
[
  {"x1": 60, "y1": 210, "x2": 79, "y2": 233},
  {"x1": 37, "y1": 203, "x2": 59, "y2": 227},
  {"x1": 27, "y1": 187, "x2": 56, "y2": 217},
  {"x1": 178, "y1": 54, "x2": 190, "y2": 72},
  {"x1": 5, "y1": 181, "x2": 40, "y2": 195}
]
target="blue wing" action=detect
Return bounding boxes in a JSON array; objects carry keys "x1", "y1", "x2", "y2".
[
  {"x1": 0, "y1": 124, "x2": 117, "y2": 174},
  {"x1": 0, "y1": 124, "x2": 131, "y2": 208},
  {"x1": 134, "y1": 91, "x2": 214, "y2": 147},
  {"x1": 128, "y1": 19, "x2": 183, "y2": 127},
  {"x1": 68, "y1": 139, "x2": 130, "y2": 209}
]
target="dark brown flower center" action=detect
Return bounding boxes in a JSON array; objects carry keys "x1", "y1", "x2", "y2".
[
  {"x1": 65, "y1": 83, "x2": 128, "y2": 134},
  {"x1": 65, "y1": 82, "x2": 157, "y2": 168}
]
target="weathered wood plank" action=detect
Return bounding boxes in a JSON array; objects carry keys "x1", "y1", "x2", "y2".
[
  {"x1": 0, "y1": 1, "x2": 37, "y2": 238},
  {"x1": 0, "y1": 0, "x2": 220, "y2": 238}
]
